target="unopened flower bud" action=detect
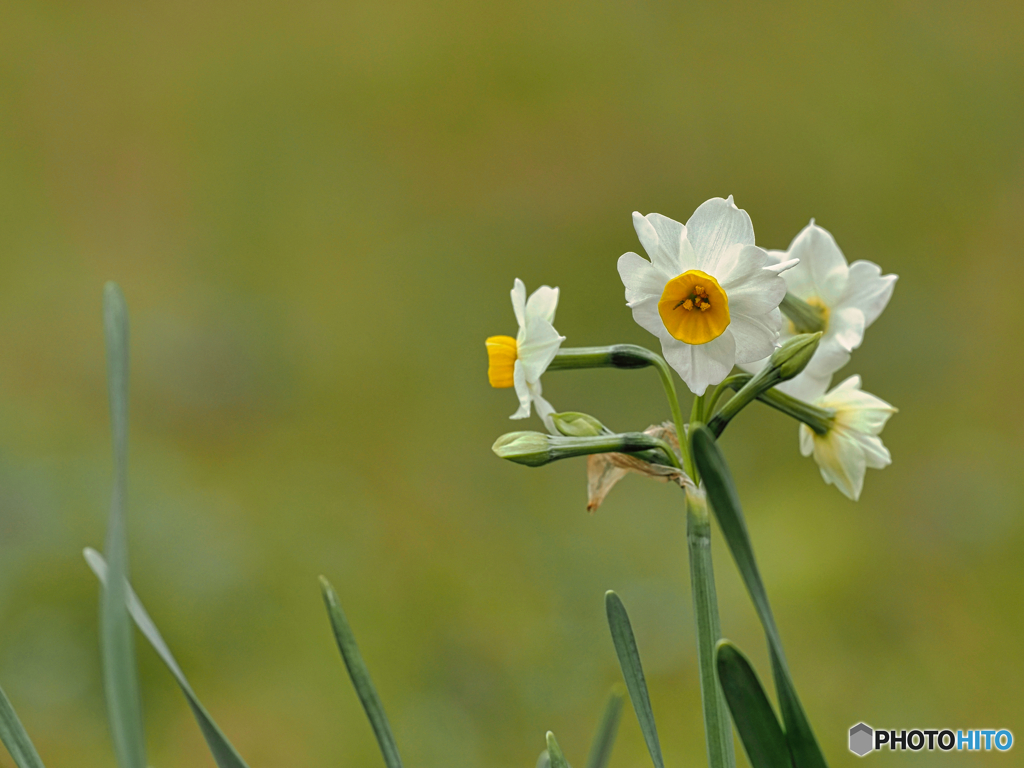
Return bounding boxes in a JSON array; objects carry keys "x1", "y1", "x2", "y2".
[
  {"x1": 492, "y1": 432, "x2": 552, "y2": 466},
  {"x1": 551, "y1": 412, "x2": 609, "y2": 437},
  {"x1": 769, "y1": 332, "x2": 822, "y2": 382}
]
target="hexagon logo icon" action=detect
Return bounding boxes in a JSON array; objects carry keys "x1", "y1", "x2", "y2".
[{"x1": 849, "y1": 723, "x2": 873, "y2": 756}]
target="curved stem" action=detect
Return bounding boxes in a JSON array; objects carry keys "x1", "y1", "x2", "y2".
[
  {"x1": 704, "y1": 374, "x2": 749, "y2": 419},
  {"x1": 651, "y1": 356, "x2": 695, "y2": 480}
]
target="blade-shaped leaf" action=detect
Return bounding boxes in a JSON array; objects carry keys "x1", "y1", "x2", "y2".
[
  {"x1": 715, "y1": 641, "x2": 792, "y2": 768},
  {"x1": 320, "y1": 577, "x2": 403, "y2": 768},
  {"x1": 585, "y1": 688, "x2": 624, "y2": 768},
  {"x1": 0, "y1": 686, "x2": 45, "y2": 768},
  {"x1": 692, "y1": 426, "x2": 827, "y2": 768},
  {"x1": 536, "y1": 750, "x2": 552, "y2": 768},
  {"x1": 84, "y1": 549, "x2": 250, "y2": 768},
  {"x1": 604, "y1": 591, "x2": 665, "y2": 768},
  {"x1": 546, "y1": 732, "x2": 570, "y2": 768},
  {"x1": 100, "y1": 282, "x2": 146, "y2": 768}
]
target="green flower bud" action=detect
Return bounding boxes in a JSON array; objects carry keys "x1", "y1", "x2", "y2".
[
  {"x1": 551, "y1": 411, "x2": 609, "y2": 437},
  {"x1": 769, "y1": 332, "x2": 822, "y2": 382},
  {"x1": 492, "y1": 432, "x2": 552, "y2": 466}
]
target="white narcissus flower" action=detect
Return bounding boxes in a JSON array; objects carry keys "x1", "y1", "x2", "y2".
[
  {"x1": 801, "y1": 375, "x2": 896, "y2": 501},
  {"x1": 486, "y1": 279, "x2": 565, "y2": 433},
  {"x1": 742, "y1": 221, "x2": 897, "y2": 401},
  {"x1": 617, "y1": 197, "x2": 797, "y2": 395}
]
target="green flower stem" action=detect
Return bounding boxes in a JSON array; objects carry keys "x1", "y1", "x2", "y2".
[
  {"x1": 704, "y1": 375, "x2": 749, "y2": 420},
  {"x1": 549, "y1": 346, "x2": 693, "y2": 478},
  {"x1": 707, "y1": 374, "x2": 835, "y2": 437},
  {"x1": 493, "y1": 430, "x2": 682, "y2": 469},
  {"x1": 685, "y1": 487, "x2": 735, "y2": 768}
]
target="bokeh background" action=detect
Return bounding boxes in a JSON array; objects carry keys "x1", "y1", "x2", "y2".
[{"x1": 1, "y1": 0, "x2": 1022, "y2": 765}]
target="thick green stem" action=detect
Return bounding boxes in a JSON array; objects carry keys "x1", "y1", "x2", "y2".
[
  {"x1": 685, "y1": 487, "x2": 735, "y2": 768},
  {"x1": 706, "y1": 373, "x2": 835, "y2": 437}
]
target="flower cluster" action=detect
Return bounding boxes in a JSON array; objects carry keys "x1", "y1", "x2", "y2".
[{"x1": 486, "y1": 196, "x2": 897, "y2": 501}]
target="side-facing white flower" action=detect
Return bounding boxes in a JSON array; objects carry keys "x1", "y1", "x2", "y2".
[
  {"x1": 800, "y1": 374, "x2": 896, "y2": 501},
  {"x1": 486, "y1": 279, "x2": 565, "y2": 433},
  {"x1": 742, "y1": 221, "x2": 897, "y2": 401},
  {"x1": 617, "y1": 197, "x2": 796, "y2": 395}
]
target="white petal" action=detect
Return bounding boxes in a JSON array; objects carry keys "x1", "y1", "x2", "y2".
[
  {"x1": 518, "y1": 317, "x2": 564, "y2": 383},
  {"x1": 825, "y1": 373, "x2": 862, "y2": 395},
  {"x1": 528, "y1": 381, "x2": 558, "y2": 435},
  {"x1": 775, "y1": 364, "x2": 838, "y2": 402},
  {"x1": 632, "y1": 212, "x2": 694, "y2": 277},
  {"x1": 662, "y1": 331, "x2": 736, "y2": 396},
  {"x1": 628, "y1": 295, "x2": 671, "y2": 341},
  {"x1": 511, "y1": 279, "x2": 527, "y2": 329},
  {"x1": 781, "y1": 222, "x2": 849, "y2": 307},
  {"x1": 728, "y1": 310, "x2": 781, "y2": 364},
  {"x1": 686, "y1": 197, "x2": 755, "y2": 273},
  {"x1": 813, "y1": 431, "x2": 866, "y2": 501},
  {"x1": 766, "y1": 257, "x2": 800, "y2": 274},
  {"x1": 799, "y1": 424, "x2": 814, "y2": 457},
  {"x1": 838, "y1": 261, "x2": 897, "y2": 328},
  {"x1": 737, "y1": 355, "x2": 770, "y2": 376},
  {"x1": 618, "y1": 252, "x2": 669, "y2": 304},
  {"x1": 853, "y1": 432, "x2": 892, "y2": 469},
  {"x1": 510, "y1": 360, "x2": 532, "y2": 419},
  {"x1": 831, "y1": 306, "x2": 866, "y2": 352},
  {"x1": 721, "y1": 247, "x2": 790, "y2": 317},
  {"x1": 525, "y1": 285, "x2": 560, "y2": 325}
]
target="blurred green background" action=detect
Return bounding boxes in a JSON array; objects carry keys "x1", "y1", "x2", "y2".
[{"x1": 1, "y1": 0, "x2": 1022, "y2": 765}]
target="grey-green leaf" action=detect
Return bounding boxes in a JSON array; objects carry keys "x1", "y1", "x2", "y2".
[
  {"x1": 536, "y1": 749, "x2": 552, "y2": 768},
  {"x1": 585, "y1": 688, "x2": 624, "y2": 768},
  {"x1": 84, "y1": 549, "x2": 250, "y2": 768},
  {"x1": 100, "y1": 282, "x2": 147, "y2": 768},
  {"x1": 320, "y1": 577, "x2": 403, "y2": 768},
  {"x1": 715, "y1": 641, "x2": 792, "y2": 768},
  {"x1": 691, "y1": 426, "x2": 827, "y2": 768},
  {"x1": 546, "y1": 732, "x2": 570, "y2": 768},
  {"x1": 0, "y1": 686, "x2": 45, "y2": 768},
  {"x1": 604, "y1": 591, "x2": 665, "y2": 768}
]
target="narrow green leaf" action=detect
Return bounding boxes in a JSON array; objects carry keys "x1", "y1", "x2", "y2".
[
  {"x1": 84, "y1": 549, "x2": 250, "y2": 768},
  {"x1": 585, "y1": 688, "x2": 624, "y2": 768},
  {"x1": 604, "y1": 591, "x2": 665, "y2": 768},
  {"x1": 692, "y1": 426, "x2": 827, "y2": 768},
  {"x1": 320, "y1": 577, "x2": 403, "y2": 768},
  {"x1": 715, "y1": 641, "x2": 792, "y2": 768},
  {"x1": 536, "y1": 750, "x2": 552, "y2": 768},
  {"x1": 0, "y1": 686, "x2": 45, "y2": 768},
  {"x1": 546, "y1": 732, "x2": 569, "y2": 768},
  {"x1": 100, "y1": 282, "x2": 146, "y2": 768}
]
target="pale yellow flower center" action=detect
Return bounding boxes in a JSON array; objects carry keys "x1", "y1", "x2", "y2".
[
  {"x1": 787, "y1": 296, "x2": 831, "y2": 335},
  {"x1": 658, "y1": 270, "x2": 730, "y2": 344},
  {"x1": 485, "y1": 335, "x2": 517, "y2": 388}
]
